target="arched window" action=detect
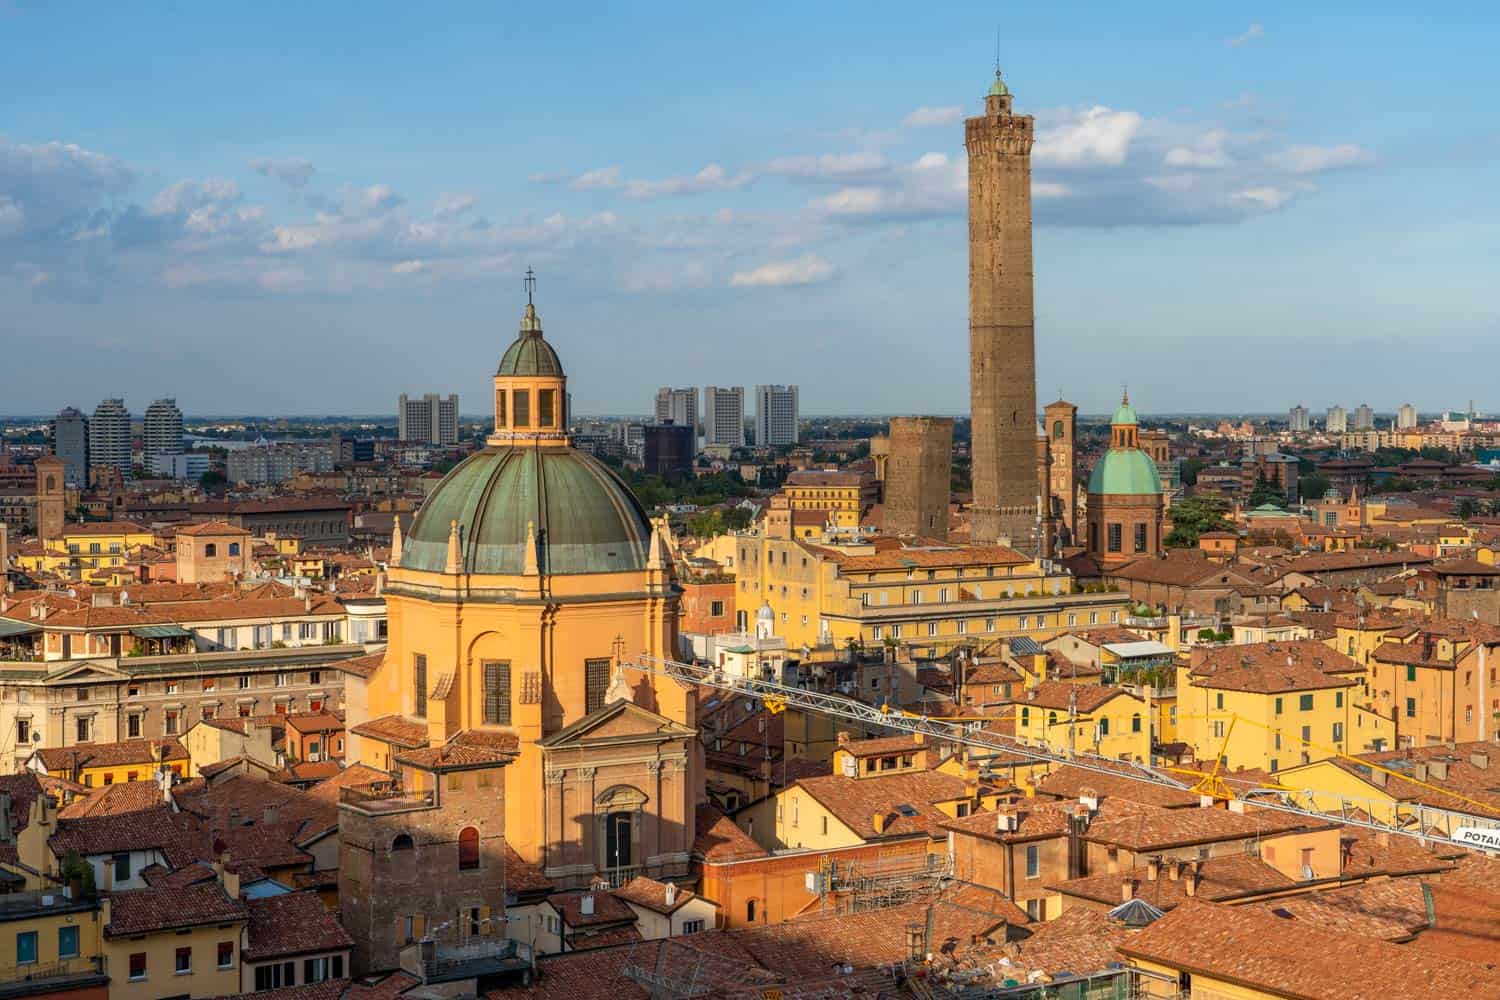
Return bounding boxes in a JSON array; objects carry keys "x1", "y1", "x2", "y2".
[
  {"x1": 45, "y1": 475, "x2": 56, "y2": 491},
  {"x1": 391, "y1": 833, "x2": 413, "y2": 852},
  {"x1": 458, "y1": 826, "x2": 480, "y2": 870}
]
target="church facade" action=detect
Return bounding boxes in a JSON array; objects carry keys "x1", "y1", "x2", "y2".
[{"x1": 347, "y1": 284, "x2": 701, "y2": 891}]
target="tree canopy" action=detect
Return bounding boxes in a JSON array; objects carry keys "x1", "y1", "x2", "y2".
[{"x1": 1165, "y1": 495, "x2": 1234, "y2": 547}]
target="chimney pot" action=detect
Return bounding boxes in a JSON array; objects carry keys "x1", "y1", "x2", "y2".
[
  {"x1": 1147, "y1": 856, "x2": 1160, "y2": 882},
  {"x1": 1121, "y1": 877, "x2": 1134, "y2": 902}
]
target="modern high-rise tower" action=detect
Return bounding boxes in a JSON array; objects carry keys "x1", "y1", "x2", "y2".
[
  {"x1": 143, "y1": 398, "x2": 185, "y2": 474},
  {"x1": 702, "y1": 386, "x2": 745, "y2": 448},
  {"x1": 1397, "y1": 403, "x2": 1417, "y2": 429},
  {"x1": 1288, "y1": 405, "x2": 1310, "y2": 432},
  {"x1": 52, "y1": 407, "x2": 89, "y2": 487},
  {"x1": 966, "y1": 69, "x2": 1038, "y2": 554},
  {"x1": 754, "y1": 385, "x2": 799, "y2": 447},
  {"x1": 88, "y1": 398, "x2": 132, "y2": 480},
  {"x1": 654, "y1": 387, "x2": 699, "y2": 432},
  {"x1": 398, "y1": 393, "x2": 460, "y2": 445}
]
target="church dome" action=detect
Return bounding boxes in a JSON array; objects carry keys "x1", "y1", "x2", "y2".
[
  {"x1": 400, "y1": 446, "x2": 651, "y2": 575},
  {"x1": 496, "y1": 304, "x2": 564, "y2": 377},
  {"x1": 1110, "y1": 398, "x2": 1138, "y2": 426},
  {"x1": 1088, "y1": 449, "x2": 1162, "y2": 497}
]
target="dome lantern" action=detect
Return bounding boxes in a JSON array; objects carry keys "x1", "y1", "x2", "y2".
[{"x1": 490, "y1": 268, "x2": 569, "y2": 448}]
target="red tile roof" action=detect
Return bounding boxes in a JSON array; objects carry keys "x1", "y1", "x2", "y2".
[
  {"x1": 34, "y1": 738, "x2": 188, "y2": 773},
  {"x1": 349, "y1": 715, "x2": 429, "y2": 749},
  {"x1": 693, "y1": 804, "x2": 768, "y2": 863},
  {"x1": 613, "y1": 875, "x2": 698, "y2": 915},
  {"x1": 105, "y1": 880, "x2": 247, "y2": 936},
  {"x1": 1116, "y1": 897, "x2": 1500, "y2": 999},
  {"x1": 244, "y1": 890, "x2": 354, "y2": 960}
]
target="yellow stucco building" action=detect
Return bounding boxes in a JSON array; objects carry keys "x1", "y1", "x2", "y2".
[
  {"x1": 349, "y1": 289, "x2": 701, "y2": 887},
  {"x1": 727, "y1": 527, "x2": 1130, "y2": 654},
  {"x1": 14, "y1": 521, "x2": 158, "y2": 578}
]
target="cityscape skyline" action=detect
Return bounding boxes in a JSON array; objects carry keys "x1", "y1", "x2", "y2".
[{"x1": 3, "y1": 4, "x2": 1497, "y2": 416}]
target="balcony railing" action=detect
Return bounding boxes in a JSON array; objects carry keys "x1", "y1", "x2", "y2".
[
  {"x1": 0, "y1": 956, "x2": 107, "y2": 997},
  {"x1": 338, "y1": 784, "x2": 432, "y2": 813}
]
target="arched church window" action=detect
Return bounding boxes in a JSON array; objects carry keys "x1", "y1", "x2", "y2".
[{"x1": 458, "y1": 827, "x2": 480, "y2": 870}]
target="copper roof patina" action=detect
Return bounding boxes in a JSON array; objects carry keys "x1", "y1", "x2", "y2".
[{"x1": 400, "y1": 446, "x2": 652, "y2": 575}]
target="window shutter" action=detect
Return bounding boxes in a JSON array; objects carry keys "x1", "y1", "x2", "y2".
[
  {"x1": 414, "y1": 913, "x2": 426, "y2": 938},
  {"x1": 480, "y1": 905, "x2": 491, "y2": 935}
]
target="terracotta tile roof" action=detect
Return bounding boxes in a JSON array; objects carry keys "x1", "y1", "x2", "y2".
[
  {"x1": 34, "y1": 738, "x2": 188, "y2": 773},
  {"x1": 40, "y1": 594, "x2": 345, "y2": 629},
  {"x1": 59, "y1": 780, "x2": 169, "y2": 819},
  {"x1": 1240, "y1": 877, "x2": 1430, "y2": 939},
  {"x1": 332, "y1": 650, "x2": 385, "y2": 679},
  {"x1": 50, "y1": 805, "x2": 206, "y2": 867},
  {"x1": 1106, "y1": 555, "x2": 1241, "y2": 587},
  {"x1": 941, "y1": 796, "x2": 1159, "y2": 844},
  {"x1": 175, "y1": 772, "x2": 339, "y2": 848},
  {"x1": 1419, "y1": 883, "x2": 1500, "y2": 964},
  {"x1": 1021, "y1": 681, "x2": 1143, "y2": 713},
  {"x1": 991, "y1": 905, "x2": 1128, "y2": 983},
  {"x1": 244, "y1": 890, "x2": 354, "y2": 960},
  {"x1": 1037, "y1": 764, "x2": 1201, "y2": 809},
  {"x1": 0, "y1": 773, "x2": 43, "y2": 863},
  {"x1": 349, "y1": 714, "x2": 429, "y2": 749},
  {"x1": 210, "y1": 982, "x2": 349, "y2": 1000},
  {"x1": 285, "y1": 712, "x2": 345, "y2": 735},
  {"x1": 394, "y1": 729, "x2": 519, "y2": 770},
  {"x1": 819, "y1": 543, "x2": 1030, "y2": 572},
  {"x1": 1115, "y1": 897, "x2": 1500, "y2": 998},
  {"x1": 791, "y1": 769, "x2": 979, "y2": 840},
  {"x1": 613, "y1": 875, "x2": 698, "y2": 915},
  {"x1": 176, "y1": 520, "x2": 252, "y2": 537},
  {"x1": 504, "y1": 842, "x2": 554, "y2": 895},
  {"x1": 1083, "y1": 803, "x2": 1332, "y2": 852},
  {"x1": 693, "y1": 804, "x2": 768, "y2": 863},
  {"x1": 1188, "y1": 638, "x2": 1360, "y2": 693},
  {"x1": 106, "y1": 879, "x2": 248, "y2": 936},
  {"x1": 834, "y1": 733, "x2": 930, "y2": 759},
  {"x1": 278, "y1": 761, "x2": 342, "y2": 783},
  {"x1": 1050, "y1": 854, "x2": 1295, "y2": 909},
  {"x1": 1283, "y1": 550, "x2": 1432, "y2": 573},
  {"x1": 547, "y1": 888, "x2": 638, "y2": 929},
  {"x1": 143, "y1": 861, "x2": 220, "y2": 889},
  {"x1": 303, "y1": 763, "x2": 395, "y2": 804}
]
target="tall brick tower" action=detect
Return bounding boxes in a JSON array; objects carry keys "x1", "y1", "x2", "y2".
[
  {"x1": 884, "y1": 416, "x2": 954, "y2": 540},
  {"x1": 966, "y1": 68, "x2": 1038, "y2": 554},
  {"x1": 1043, "y1": 399, "x2": 1078, "y2": 545}
]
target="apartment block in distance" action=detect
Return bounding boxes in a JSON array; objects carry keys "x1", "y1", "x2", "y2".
[
  {"x1": 703, "y1": 386, "x2": 745, "y2": 448},
  {"x1": 397, "y1": 393, "x2": 460, "y2": 445},
  {"x1": 754, "y1": 384, "x2": 799, "y2": 447}
]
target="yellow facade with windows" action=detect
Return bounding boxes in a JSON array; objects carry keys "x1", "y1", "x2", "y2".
[
  {"x1": 102, "y1": 909, "x2": 243, "y2": 1000},
  {"x1": 0, "y1": 898, "x2": 104, "y2": 990},
  {"x1": 15, "y1": 523, "x2": 158, "y2": 578},
  {"x1": 1175, "y1": 666, "x2": 1364, "y2": 774},
  {"x1": 728, "y1": 531, "x2": 1129, "y2": 653},
  {"x1": 1014, "y1": 689, "x2": 1151, "y2": 762},
  {"x1": 781, "y1": 475, "x2": 873, "y2": 529}
]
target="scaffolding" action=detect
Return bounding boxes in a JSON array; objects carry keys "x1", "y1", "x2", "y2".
[
  {"x1": 630, "y1": 654, "x2": 1500, "y2": 852},
  {"x1": 828, "y1": 851, "x2": 955, "y2": 912}
]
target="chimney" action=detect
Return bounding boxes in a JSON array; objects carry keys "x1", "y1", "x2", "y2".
[
  {"x1": 1121, "y1": 877, "x2": 1134, "y2": 902},
  {"x1": 1414, "y1": 762, "x2": 1429, "y2": 783},
  {"x1": 1473, "y1": 752, "x2": 1490, "y2": 771},
  {"x1": 1184, "y1": 868, "x2": 1200, "y2": 897},
  {"x1": 664, "y1": 883, "x2": 677, "y2": 907},
  {"x1": 837, "y1": 732, "x2": 850, "y2": 746},
  {"x1": 1430, "y1": 760, "x2": 1449, "y2": 781},
  {"x1": 1078, "y1": 787, "x2": 1099, "y2": 813},
  {"x1": 1371, "y1": 768, "x2": 1388, "y2": 788},
  {"x1": 580, "y1": 894, "x2": 595, "y2": 916},
  {"x1": 1147, "y1": 856, "x2": 1160, "y2": 882},
  {"x1": 1169, "y1": 860, "x2": 1184, "y2": 881},
  {"x1": 872, "y1": 812, "x2": 888, "y2": 834},
  {"x1": 997, "y1": 809, "x2": 1018, "y2": 833}
]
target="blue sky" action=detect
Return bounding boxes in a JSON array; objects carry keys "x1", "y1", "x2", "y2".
[{"x1": 2, "y1": 2, "x2": 1496, "y2": 417}]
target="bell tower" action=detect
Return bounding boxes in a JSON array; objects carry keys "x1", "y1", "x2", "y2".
[
  {"x1": 35, "y1": 454, "x2": 65, "y2": 543},
  {"x1": 966, "y1": 68, "x2": 1038, "y2": 554}
]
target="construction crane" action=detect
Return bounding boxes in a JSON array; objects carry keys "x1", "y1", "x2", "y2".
[{"x1": 629, "y1": 655, "x2": 1500, "y2": 853}]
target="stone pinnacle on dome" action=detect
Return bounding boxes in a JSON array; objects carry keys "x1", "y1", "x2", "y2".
[
  {"x1": 445, "y1": 519, "x2": 464, "y2": 575},
  {"x1": 390, "y1": 516, "x2": 403, "y2": 564},
  {"x1": 520, "y1": 266, "x2": 542, "y2": 335}
]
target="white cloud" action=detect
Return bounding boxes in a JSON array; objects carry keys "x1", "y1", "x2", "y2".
[
  {"x1": 812, "y1": 187, "x2": 888, "y2": 217},
  {"x1": 250, "y1": 157, "x2": 315, "y2": 188},
  {"x1": 432, "y1": 192, "x2": 478, "y2": 218},
  {"x1": 1164, "y1": 147, "x2": 1232, "y2": 169},
  {"x1": 730, "y1": 254, "x2": 834, "y2": 288},
  {"x1": 571, "y1": 166, "x2": 622, "y2": 191},
  {"x1": 623, "y1": 164, "x2": 752, "y2": 200},
  {"x1": 392, "y1": 259, "x2": 427, "y2": 274},
  {"x1": 901, "y1": 106, "x2": 963, "y2": 128},
  {"x1": 1233, "y1": 186, "x2": 1294, "y2": 209},
  {"x1": 764, "y1": 152, "x2": 887, "y2": 178},
  {"x1": 1227, "y1": 24, "x2": 1264, "y2": 48},
  {"x1": 1032, "y1": 181, "x2": 1070, "y2": 198},
  {"x1": 1034, "y1": 107, "x2": 1143, "y2": 167},
  {"x1": 0, "y1": 196, "x2": 23, "y2": 237},
  {"x1": 1266, "y1": 144, "x2": 1374, "y2": 174},
  {"x1": 148, "y1": 178, "x2": 241, "y2": 216}
]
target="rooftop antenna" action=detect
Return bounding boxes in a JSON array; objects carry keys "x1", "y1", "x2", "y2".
[{"x1": 524, "y1": 266, "x2": 536, "y2": 306}]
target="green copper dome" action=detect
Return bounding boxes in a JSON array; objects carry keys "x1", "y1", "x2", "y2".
[
  {"x1": 401, "y1": 446, "x2": 651, "y2": 575},
  {"x1": 496, "y1": 304, "x2": 564, "y2": 377},
  {"x1": 1088, "y1": 449, "x2": 1162, "y2": 497},
  {"x1": 1111, "y1": 398, "x2": 1138, "y2": 426},
  {"x1": 987, "y1": 70, "x2": 1009, "y2": 97}
]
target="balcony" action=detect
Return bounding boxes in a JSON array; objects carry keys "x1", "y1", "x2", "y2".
[
  {"x1": 338, "y1": 784, "x2": 433, "y2": 814},
  {"x1": 402, "y1": 937, "x2": 533, "y2": 986},
  {"x1": 0, "y1": 956, "x2": 108, "y2": 1000}
]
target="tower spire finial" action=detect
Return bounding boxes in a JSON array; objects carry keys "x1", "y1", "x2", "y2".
[{"x1": 524, "y1": 266, "x2": 536, "y2": 306}]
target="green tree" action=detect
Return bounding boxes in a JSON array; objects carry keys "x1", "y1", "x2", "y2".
[
  {"x1": 199, "y1": 469, "x2": 227, "y2": 489},
  {"x1": 1247, "y1": 474, "x2": 1285, "y2": 509},
  {"x1": 1164, "y1": 496, "x2": 1234, "y2": 548},
  {"x1": 1458, "y1": 498, "x2": 1479, "y2": 521},
  {"x1": 1299, "y1": 473, "x2": 1330, "y2": 502}
]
